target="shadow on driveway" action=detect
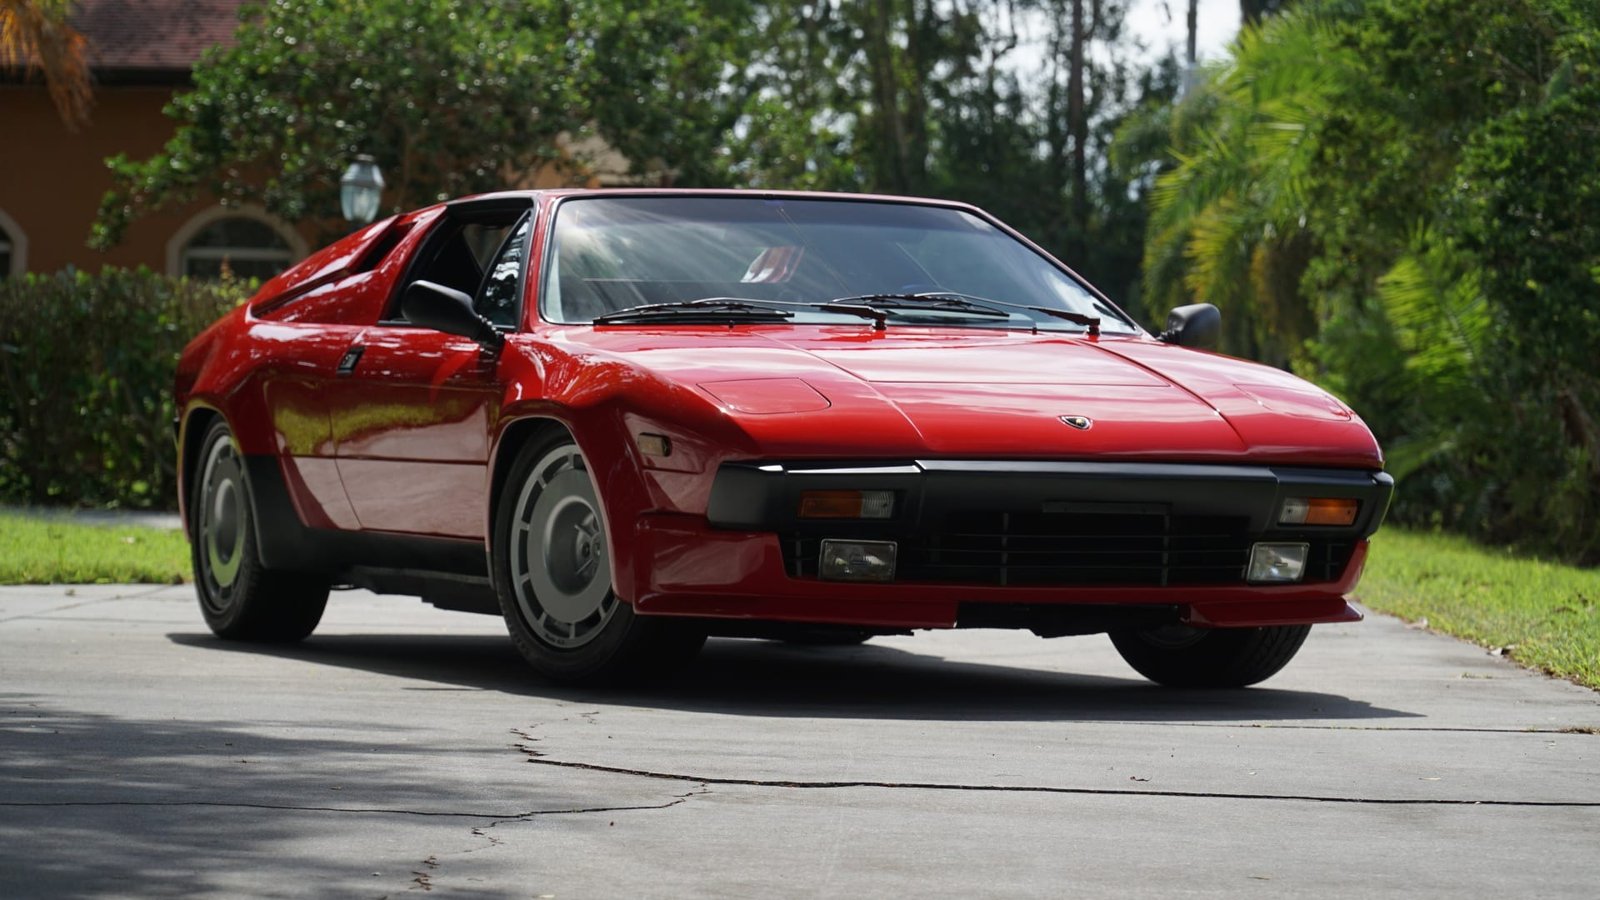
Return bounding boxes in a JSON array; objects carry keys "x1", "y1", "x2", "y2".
[
  {"x1": 0, "y1": 694, "x2": 632, "y2": 899},
  {"x1": 166, "y1": 631, "x2": 1419, "y2": 724}
]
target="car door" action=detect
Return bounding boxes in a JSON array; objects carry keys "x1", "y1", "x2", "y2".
[
  {"x1": 330, "y1": 201, "x2": 534, "y2": 539},
  {"x1": 250, "y1": 321, "x2": 364, "y2": 530}
]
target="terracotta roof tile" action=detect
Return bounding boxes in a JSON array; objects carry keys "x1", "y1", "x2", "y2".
[{"x1": 72, "y1": 0, "x2": 253, "y2": 73}]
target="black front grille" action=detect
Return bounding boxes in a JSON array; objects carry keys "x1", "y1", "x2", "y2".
[{"x1": 782, "y1": 509, "x2": 1355, "y2": 587}]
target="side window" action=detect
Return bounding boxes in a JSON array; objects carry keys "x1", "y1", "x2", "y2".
[
  {"x1": 387, "y1": 203, "x2": 531, "y2": 323},
  {"x1": 475, "y1": 213, "x2": 532, "y2": 328}
]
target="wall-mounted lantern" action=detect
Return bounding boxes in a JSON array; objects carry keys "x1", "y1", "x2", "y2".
[{"x1": 339, "y1": 154, "x2": 385, "y2": 226}]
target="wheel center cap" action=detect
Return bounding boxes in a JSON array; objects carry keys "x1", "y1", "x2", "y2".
[{"x1": 526, "y1": 470, "x2": 611, "y2": 623}]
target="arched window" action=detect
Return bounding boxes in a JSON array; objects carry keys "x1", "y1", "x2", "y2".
[
  {"x1": 168, "y1": 206, "x2": 306, "y2": 281},
  {"x1": 0, "y1": 208, "x2": 26, "y2": 280}
]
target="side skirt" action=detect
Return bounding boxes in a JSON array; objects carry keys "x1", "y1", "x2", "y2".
[{"x1": 243, "y1": 455, "x2": 498, "y2": 615}]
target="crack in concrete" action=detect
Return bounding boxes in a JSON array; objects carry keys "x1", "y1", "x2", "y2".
[
  {"x1": 0, "y1": 796, "x2": 696, "y2": 819},
  {"x1": 1104, "y1": 722, "x2": 1600, "y2": 735},
  {"x1": 0, "y1": 586, "x2": 178, "y2": 624},
  {"x1": 517, "y1": 756, "x2": 1600, "y2": 808}
]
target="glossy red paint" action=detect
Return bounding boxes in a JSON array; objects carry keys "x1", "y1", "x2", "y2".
[
  {"x1": 545, "y1": 326, "x2": 1383, "y2": 467},
  {"x1": 176, "y1": 188, "x2": 1390, "y2": 636},
  {"x1": 328, "y1": 326, "x2": 498, "y2": 538}
]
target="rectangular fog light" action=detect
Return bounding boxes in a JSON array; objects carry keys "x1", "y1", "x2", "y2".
[
  {"x1": 819, "y1": 539, "x2": 897, "y2": 582},
  {"x1": 1247, "y1": 542, "x2": 1309, "y2": 583}
]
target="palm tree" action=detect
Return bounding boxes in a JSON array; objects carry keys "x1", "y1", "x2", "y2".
[
  {"x1": 1240, "y1": 0, "x2": 1292, "y2": 25},
  {"x1": 1144, "y1": 2, "x2": 1501, "y2": 476},
  {"x1": 1144, "y1": 9, "x2": 1345, "y2": 365},
  {"x1": 0, "y1": 0, "x2": 91, "y2": 128}
]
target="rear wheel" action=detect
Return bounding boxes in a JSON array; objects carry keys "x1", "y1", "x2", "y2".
[
  {"x1": 494, "y1": 433, "x2": 704, "y2": 684},
  {"x1": 191, "y1": 420, "x2": 329, "y2": 641},
  {"x1": 1109, "y1": 623, "x2": 1311, "y2": 688}
]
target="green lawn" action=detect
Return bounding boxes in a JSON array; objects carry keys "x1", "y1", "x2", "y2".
[
  {"x1": 1358, "y1": 528, "x2": 1600, "y2": 690},
  {"x1": 0, "y1": 513, "x2": 190, "y2": 585}
]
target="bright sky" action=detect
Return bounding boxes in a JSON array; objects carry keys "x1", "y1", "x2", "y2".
[
  {"x1": 1125, "y1": 0, "x2": 1243, "y2": 62},
  {"x1": 1009, "y1": 0, "x2": 1244, "y2": 79}
]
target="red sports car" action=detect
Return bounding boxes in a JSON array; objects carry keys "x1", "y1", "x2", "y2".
[{"x1": 176, "y1": 189, "x2": 1391, "y2": 686}]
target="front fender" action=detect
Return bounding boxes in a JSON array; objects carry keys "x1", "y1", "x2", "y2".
[{"x1": 489, "y1": 342, "x2": 760, "y2": 605}]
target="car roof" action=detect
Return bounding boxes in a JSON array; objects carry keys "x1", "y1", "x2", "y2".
[{"x1": 447, "y1": 187, "x2": 988, "y2": 215}]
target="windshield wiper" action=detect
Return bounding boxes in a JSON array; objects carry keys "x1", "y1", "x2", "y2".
[
  {"x1": 995, "y1": 300, "x2": 1101, "y2": 336},
  {"x1": 827, "y1": 292, "x2": 1011, "y2": 319},
  {"x1": 593, "y1": 297, "x2": 889, "y2": 330},
  {"x1": 827, "y1": 291, "x2": 1101, "y2": 335},
  {"x1": 592, "y1": 298, "x2": 794, "y2": 325}
]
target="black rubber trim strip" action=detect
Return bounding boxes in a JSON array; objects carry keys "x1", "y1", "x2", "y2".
[{"x1": 706, "y1": 459, "x2": 1394, "y2": 538}]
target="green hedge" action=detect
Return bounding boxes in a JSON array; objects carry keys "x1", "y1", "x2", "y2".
[{"x1": 0, "y1": 268, "x2": 251, "y2": 509}]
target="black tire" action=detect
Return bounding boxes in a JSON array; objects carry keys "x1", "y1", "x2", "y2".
[
  {"x1": 1109, "y1": 623, "x2": 1312, "y2": 688},
  {"x1": 191, "y1": 420, "x2": 329, "y2": 642},
  {"x1": 493, "y1": 432, "x2": 704, "y2": 684}
]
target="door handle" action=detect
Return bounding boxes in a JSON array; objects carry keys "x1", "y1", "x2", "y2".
[{"x1": 337, "y1": 345, "x2": 365, "y2": 376}]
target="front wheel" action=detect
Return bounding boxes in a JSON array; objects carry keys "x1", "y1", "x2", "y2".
[
  {"x1": 191, "y1": 420, "x2": 329, "y2": 641},
  {"x1": 493, "y1": 433, "x2": 703, "y2": 684},
  {"x1": 1109, "y1": 623, "x2": 1311, "y2": 688}
]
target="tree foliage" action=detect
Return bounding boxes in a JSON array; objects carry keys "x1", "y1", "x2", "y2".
[
  {"x1": 0, "y1": 269, "x2": 249, "y2": 508},
  {"x1": 0, "y1": 0, "x2": 90, "y2": 127},
  {"x1": 93, "y1": 0, "x2": 1175, "y2": 311},
  {"x1": 92, "y1": 0, "x2": 593, "y2": 248},
  {"x1": 1146, "y1": 0, "x2": 1600, "y2": 561},
  {"x1": 721, "y1": 1, "x2": 1176, "y2": 308},
  {"x1": 581, "y1": 0, "x2": 756, "y2": 187}
]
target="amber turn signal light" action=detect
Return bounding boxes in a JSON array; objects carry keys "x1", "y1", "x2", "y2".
[
  {"x1": 798, "y1": 490, "x2": 894, "y2": 519},
  {"x1": 1279, "y1": 497, "x2": 1359, "y2": 526}
]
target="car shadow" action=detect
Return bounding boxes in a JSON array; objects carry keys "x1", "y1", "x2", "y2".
[
  {"x1": 0, "y1": 693, "x2": 641, "y2": 898},
  {"x1": 167, "y1": 631, "x2": 1420, "y2": 724}
]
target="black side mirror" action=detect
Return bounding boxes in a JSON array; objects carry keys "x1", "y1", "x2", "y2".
[
  {"x1": 402, "y1": 280, "x2": 504, "y2": 352},
  {"x1": 1158, "y1": 303, "x2": 1221, "y2": 349}
]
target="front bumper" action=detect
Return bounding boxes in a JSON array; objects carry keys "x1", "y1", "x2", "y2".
[{"x1": 628, "y1": 460, "x2": 1391, "y2": 630}]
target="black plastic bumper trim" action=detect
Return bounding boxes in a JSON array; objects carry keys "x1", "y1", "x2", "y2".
[{"x1": 707, "y1": 459, "x2": 1394, "y2": 538}]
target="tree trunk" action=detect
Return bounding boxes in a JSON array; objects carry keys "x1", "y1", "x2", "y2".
[
  {"x1": 863, "y1": 0, "x2": 909, "y2": 192},
  {"x1": 1067, "y1": 0, "x2": 1088, "y2": 259},
  {"x1": 1044, "y1": 4, "x2": 1068, "y2": 205},
  {"x1": 901, "y1": 0, "x2": 930, "y2": 191},
  {"x1": 1187, "y1": 0, "x2": 1198, "y2": 65}
]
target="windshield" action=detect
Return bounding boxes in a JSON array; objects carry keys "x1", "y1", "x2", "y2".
[{"x1": 540, "y1": 196, "x2": 1135, "y2": 332}]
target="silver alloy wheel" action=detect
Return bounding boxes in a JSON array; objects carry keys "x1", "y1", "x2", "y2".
[
  {"x1": 197, "y1": 431, "x2": 247, "y2": 614},
  {"x1": 509, "y1": 442, "x2": 617, "y2": 649}
]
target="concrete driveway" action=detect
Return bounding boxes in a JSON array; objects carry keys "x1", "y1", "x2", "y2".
[{"x1": 2, "y1": 584, "x2": 1596, "y2": 898}]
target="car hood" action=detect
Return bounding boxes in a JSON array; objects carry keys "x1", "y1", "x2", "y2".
[{"x1": 553, "y1": 327, "x2": 1383, "y2": 467}]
